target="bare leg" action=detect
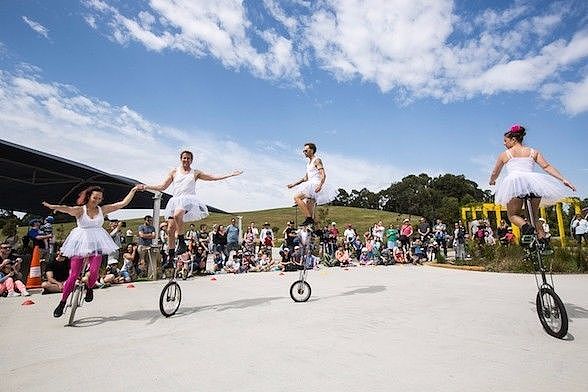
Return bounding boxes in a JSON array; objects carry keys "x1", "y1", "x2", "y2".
[
  {"x1": 506, "y1": 198, "x2": 526, "y2": 228},
  {"x1": 173, "y1": 209, "x2": 186, "y2": 237},
  {"x1": 294, "y1": 193, "x2": 311, "y2": 218},
  {"x1": 530, "y1": 197, "x2": 545, "y2": 238},
  {"x1": 167, "y1": 217, "x2": 176, "y2": 250},
  {"x1": 306, "y1": 198, "x2": 316, "y2": 219}
]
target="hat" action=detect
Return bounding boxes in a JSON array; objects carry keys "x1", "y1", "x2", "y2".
[
  {"x1": 107, "y1": 258, "x2": 118, "y2": 265},
  {"x1": 538, "y1": 218, "x2": 545, "y2": 222},
  {"x1": 45, "y1": 216, "x2": 54, "y2": 223},
  {"x1": 507, "y1": 227, "x2": 512, "y2": 231},
  {"x1": 403, "y1": 218, "x2": 409, "y2": 222},
  {"x1": 331, "y1": 222, "x2": 336, "y2": 225},
  {"x1": 362, "y1": 247, "x2": 367, "y2": 252},
  {"x1": 263, "y1": 222, "x2": 270, "y2": 226},
  {"x1": 294, "y1": 245, "x2": 300, "y2": 249}
]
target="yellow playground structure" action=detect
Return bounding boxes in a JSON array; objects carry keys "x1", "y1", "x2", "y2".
[{"x1": 461, "y1": 198, "x2": 582, "y2": 246}]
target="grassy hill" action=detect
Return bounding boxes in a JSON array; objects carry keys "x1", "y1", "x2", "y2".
[{"x1": 14, "y1": 206, "x2": 421, "y2": 244}]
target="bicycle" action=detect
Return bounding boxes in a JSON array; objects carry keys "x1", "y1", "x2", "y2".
[
  {"x1": 159, "y1": 258, "x2": 182, "y2": 317},
  {"x1": 289, "y1": 226, "x2": 314, "y2": 302},
  {"x1": 520, "y1": 196, "x2": 569, "y2": 339},
  {"x1": 66, "y1": 257, "x2": 89, "y2": 326}
]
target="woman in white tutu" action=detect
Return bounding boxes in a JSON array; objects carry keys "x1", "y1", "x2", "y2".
[
  {"x1": 489, "y1": 124, "x2": 576, "y2": 240},
  {"x1": 42, "y1": 185, "x2": 139, "y2": 318},
  {"x1": 139, "y1": 150, "x2": 242, "y2": 262},
  {"x1": 288, "y1": 142, "x2": 337, "y2": 226}
]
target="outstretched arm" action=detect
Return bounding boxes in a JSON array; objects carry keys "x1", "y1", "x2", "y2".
[
  {"x1": 138, "y1": 170, "x2": 175, "y2": 192},
  {"x1": 42, "y1": 202, "x2": 83, "y2": 218},
  {"x1": 102, "y1": 186, "x2": 140, "y2": 215},
  {"x1": 196, "y1": 170, "x2": 243, "y2": 181},
  {"x1": 489, "y1": 153, "x2": 506, "y2": 185},
  {"x1": 535, "y1": 151, "x2": 576, "y2": 191},
  {"x1": 287, "y1": 174, "x2": 308, "y2": 189}
]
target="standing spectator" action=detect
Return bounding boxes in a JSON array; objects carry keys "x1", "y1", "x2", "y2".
[
  {"x1": 109, "y1": 219, "x2": 124, "y2": 261},
  {"x1": 259, "y1": 222, "x2": 273, "y2": 247},
  {"x1": 198, "y1": 224, "x2": 210, "y2": 251},
  {"x1": 185, "y1": 224, "x2": 197, "y2": 243},
  {"x1": 125, "y1": 227, "x2": 134, "y2": 246},
  {"x1": 26, "y1": 219, "x2": 52, "y2": 251},
  {"x1": 399, "y1": 219, "x2": 413, "y2": 252},
  {"x1": 344, "y1": 224, "x2": 357, "y2": 246},
  {"x1": 372, "y1": 221, "x2": 385, "y2": 241},
  {"x1": 384, "y1": 224, "x2": 399, "y2": 250},
  {"x1": 417, "y1": 217, "x2": 431, "y2": 241},
  {"x1": 41, "y1": 251, "x2": 71, "y2": 294},
  {"x1": 249, "y1": 222, "x2": 260, "y2": 253},
  {"x1": 469, "y1": 219, "x2": 480, "y2": 238},
  {"x1": 576, "y1": 214, "x2": 588, "y2": 245},
  {"x1": 497, "y1": 220, "x2": 509, "y2": 246},
  {"x1": 208, "y1": 224, "x2": 217, "y2": 253},
  {"x1": 137, "y1": 215, "x2": 156, "y2": 273},
  {"x1": 213, "y1": 225, "x2": 228, "y2": 261},
  {"x1": 226, "y1": 218, "x2": 240, "y2": 257},
  {"x1": 328, "y1": 222, "x2": 339, "y2": 255},
  {"x1": 453, "y1": 222, "x2": 466, "y2": 260},
  {"x1": 433, "y1": 219, "x2": 447, "y2": 257},
  {"x1": 283, "y1": 221, "x2": 297, "y2": 251},
  {"x1": 538, "y1": 218, "x2": 551, "y2": 240},
  {"x1": 40, "y1": 216, "x2": 56, "y2": 255}
]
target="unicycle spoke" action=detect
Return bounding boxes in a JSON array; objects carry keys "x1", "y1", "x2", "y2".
[
  {"x1": 159, "y1": 281, "x2": 182, "y2": 317},
  {"x1": 536, "y1": 287, "x2": 568, "y2": 339}
]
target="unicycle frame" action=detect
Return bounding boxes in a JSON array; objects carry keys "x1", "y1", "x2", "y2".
[{"x1": 159, "y1": 257, "x2": 183, "y2": 317}]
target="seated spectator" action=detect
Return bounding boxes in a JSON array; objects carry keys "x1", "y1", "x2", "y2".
[
  {"x1": 393, "y1": 244, "x2": 406, "y2": 263},
  {"x1": 410, "y1": 239, "x2": 427, "y2": 265},
  {"x1": 0, "y1": 243, "x2": 22, "y2": 272},
  {"x1": 279, "y1": 247, "x2": 299, "y2": 272},
  {"x1": 0, "y1": 261, "x2": 29, "y2": 297},
  {"x1": 426, "y1": 237, "x2": 439, "y2": 261},
  {"x1": 42, "y1": 251, "x2": 70, "y2": 294},
  {"x1": 335, "y1": 245, "x2": 351, "y2": 267},
  {"x1": 119, "y1": 252, "x2": 133, "y2": 283},
  {"x1": 503, "y1": 227, "x2": 515, "y2": 245},
  {"x1": 474, "y1": 225, "x2": 487, "y2": 247},
  {"x1": 359, "y1": 247, "x2": 375, "y2": 266},
  {"x1": 102, "y1": 258, "x2": 124, "y2": 285},
  {"x1": 224, "y1": 254, "x2": 240, "y2": 274},
  {"x1": 485, "y1": 229, "x2": 496, "y2": 246},
  {"x1": 122, "y1": 243, "x2": 138, "y2": 278},
  {"x1": 239, "y1": 252, "x2": 252, "y2": 273},
  {"x1": 256, "y1": 251, "x2": 275, "y2": 272},
  {"x1": 212, "y1": 251, "x2": 224, "y2": 273}
]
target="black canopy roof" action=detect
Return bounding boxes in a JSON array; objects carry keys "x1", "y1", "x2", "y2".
[{"x1": 0, "y1": 139, "x2": 225, "y2": 218}]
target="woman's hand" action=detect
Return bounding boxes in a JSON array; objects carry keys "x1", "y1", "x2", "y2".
[
  {"x1": 42, "y1": 201, "x2": 53, "y2": 209},
  {"x1": 489, "y1": 179, "x2": 496, "y2": 186},
  {"x1": 563, "y1": 179, "x2": 576, "y2": 191}
]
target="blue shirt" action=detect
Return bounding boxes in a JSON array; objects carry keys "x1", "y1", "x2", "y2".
[{"x1": 226, "y1": 224, "x2": 239, "y2": 243}]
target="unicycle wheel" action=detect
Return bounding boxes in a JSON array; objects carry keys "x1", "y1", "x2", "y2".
[
  {"x1": 159, "y1": 281, "x2": 182, "y2": 317},
  {"x1": 290, "y1": 280, "x2": 311, "y2": 302},
  {"x1": 68, "y1": 285, "x2": 84, "y2": 326},
  {"x1": 536, "y1": 287, "x2": 568, "y2": 339}
]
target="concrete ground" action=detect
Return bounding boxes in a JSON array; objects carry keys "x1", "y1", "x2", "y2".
[{"x1": 2, "y1": 265, "x2": 587, "y2": 392}]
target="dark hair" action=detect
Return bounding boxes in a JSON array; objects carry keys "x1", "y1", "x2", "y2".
[
  {"x1": 180, "y1": 150, "x2": 193, "y2": 160},
  {"x1": 76, "y1": 186, "x2": 104, "y2": 206},
  {"x1": 304, "y1": 142, "x2": 317, "y2": 153},
  {"x1": 504, "y1": 125, "x2": 526, "y2": 143},
  {"x1": 144, "y1": 215, "x2": 152, "y2": 220}
]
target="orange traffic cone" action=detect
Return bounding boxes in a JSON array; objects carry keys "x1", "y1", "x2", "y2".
[{"x1": 26, "y1": 246, "x2": 42, "y2": 289}]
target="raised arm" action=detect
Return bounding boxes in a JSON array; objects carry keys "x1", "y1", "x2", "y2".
[
  {"x1": 196, "y1": 169, "x2": 243, "y2": 181},
  {"x1": 101, "y1": 186, "x2": 139, "y2": 215},
  {"x1": 535, "y1": 151, "x2": 576, "y2": 191},
  {"x1": 287, "y1": 173, "x2": 308, "y2": 189},
  {"x1": 139, "y1": 170, "x2": 175, "y2": 192},
  {"x1": 42, "y1": 202, "x2": 83, "y2": 218},
  {"x1": 489, "y1": 152, "x2": 506, "y2": 185}
]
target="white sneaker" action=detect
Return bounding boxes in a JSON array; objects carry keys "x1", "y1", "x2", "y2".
[
  {"x1": 7, "y1": 291, "x2": 20, "y2": 297},
  {"x1": 21, "y1": 291, "x2": 31, "y2": 297}
]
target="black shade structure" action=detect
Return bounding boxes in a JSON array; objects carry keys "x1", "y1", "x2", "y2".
[{"x1": 0, "y1": 139, "x2": 225, "y2": 217}]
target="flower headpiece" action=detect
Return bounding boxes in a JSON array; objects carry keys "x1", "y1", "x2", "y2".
[{"x1": 510, "y1": 124, "x2": 523, "y2": 133}]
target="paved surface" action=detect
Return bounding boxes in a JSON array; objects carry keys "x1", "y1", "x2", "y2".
[{"x1": 2, "y1": 265, "x2": 587, "y2": 391}]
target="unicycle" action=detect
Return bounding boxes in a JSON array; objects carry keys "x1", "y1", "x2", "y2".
[
  {"x1": 289, "y1": 226, "x2": 314, "y2": 302},
  {"x1": 66, "y1": 257, "x2": 89, "y2": 326},
  {"x1": 159, "y1": 258, "x2": 182, "y2": 317},
  {"x1": 521, "y1": 196, "x2": 568, "y2": 339}
]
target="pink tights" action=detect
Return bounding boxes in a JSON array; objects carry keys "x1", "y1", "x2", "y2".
[
  {"x1": 60, "y1": 254, "x2": 102, "y2": 302},
  {"x1": 0, "y1": 277, "x2": 26, "y2": 294}
]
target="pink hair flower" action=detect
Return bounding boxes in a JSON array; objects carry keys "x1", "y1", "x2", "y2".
[{"x1": 510, "y1": 124, "x2": 523, "y2": 133}]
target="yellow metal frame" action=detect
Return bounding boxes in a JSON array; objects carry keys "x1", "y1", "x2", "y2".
[{"x1": 460, "y1": 197, "x2": 581, "y2": 246}]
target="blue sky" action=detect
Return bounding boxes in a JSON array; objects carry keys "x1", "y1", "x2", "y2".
[{"x1": 1, "y1": 0, "x2": 587, "y2": 216}]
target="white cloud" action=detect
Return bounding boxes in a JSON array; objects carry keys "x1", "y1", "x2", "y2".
[
  {"x1": 22, "y1": 16, "x2": 49, "y2": 39},
  {"x1": 0, "y1": 67, "x2": 417, "y2": 213},
  {"x1": 81, "y1": 1, "x2": 588, "y2": 112},
  {"x1": 561, "y1": 75, "x2": 588, "y2": 115}
]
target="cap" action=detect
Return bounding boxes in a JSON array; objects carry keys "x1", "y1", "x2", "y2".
[
  {"x1": 331, "y1": 222, "x2": 336, "y2": 225},
  {"x1": 538, "y1": 218, "x2": 545, "y2": 222},
  {"x1": 107, "y1": 258, "x2": 118, "y2": 265},
  {"x1": 294, "y1": 245, "x2": 300, "y2": 249},
  {"x1": 264, "y1": 222, "x2": 269, "y2": 225},
  {"x1": 403, "y1": 218, "x2": 409, "y2": 222},
  {"x1": 45, "y1": 216, "x2": 54, "y2": 223}
]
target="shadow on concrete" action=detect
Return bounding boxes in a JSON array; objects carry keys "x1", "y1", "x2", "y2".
[
  {"x1": 564, "y1": 303, "x2": 588, "y2": 320},
  {"x1": 71, "y1": 296, "x2": 284, "y2": 327}
]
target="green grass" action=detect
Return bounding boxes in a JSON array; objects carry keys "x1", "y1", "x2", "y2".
[{"x1": 13, "y1": 205, "x2": 419, "y2": 244}]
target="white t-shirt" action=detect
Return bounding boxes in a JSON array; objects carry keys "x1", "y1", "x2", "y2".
[
  {"x1": 344, "y1": 229, "x2": 356, "y2": 242},
  {"x1": 577, "y1": 218, "x2": 588, "y2": 235}
]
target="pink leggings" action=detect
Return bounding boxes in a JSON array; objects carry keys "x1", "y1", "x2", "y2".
[
  {"x1": 0, "y1": 277, "x2": 26, "y2": 294},
  {"x1": 61, "y1": 254, "x2": 102, "y2": 302}
]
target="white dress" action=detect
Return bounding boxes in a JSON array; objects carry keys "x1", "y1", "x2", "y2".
[
  {"x1": 294, "y1": 156, "x2": 337, "y2": 205},
  {"x1": 494, "y1": 149, "x2": 572, "y2": 207},
  {"x1": 60, "y1": 206, "x2": 119, "y2": 257},
  {"x1": 164, "y1": 167, "x2": 209, "y2": 222}
]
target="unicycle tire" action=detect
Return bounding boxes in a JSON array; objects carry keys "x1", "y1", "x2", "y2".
[
  {"x1": 68, "y1": 285, "x2": 83, "y2": 326},
  {"x1": 536, "y1": 287, "x2": 568, "y2": 339},
  {"x1": 159, "y1": 281, "x2": 182, "y2": 317},
  {"x1": 290, "y1": 280, "x2": 311, "y2": 302}
]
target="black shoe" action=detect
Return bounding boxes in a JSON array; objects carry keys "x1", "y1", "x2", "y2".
[
  {"x1": 53, "y1": 301, "x2": 66, "y2": 318},
  {"x1": 85, "y1": 287, "x2": 94, "y2": 302},
  {"x1": 521, "y1": 223, "x2": 535, "y2": 236},
  {"x1": 301, "y1": 217, "x2": 314, "y2": 226}
]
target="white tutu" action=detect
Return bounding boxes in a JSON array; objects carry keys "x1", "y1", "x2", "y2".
[
  {"x1": 294, "y1": 181, "x2": 338, "y2": 205},
  {"x1": 164, "y1": 194, "x2": 209, "y2": 222},
  {"x1": 495, "y1": 171, "x2": 572, "y2": 207},
  {"x1": 60, "y1": 227, "x2": 119, "y2": 257}
]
